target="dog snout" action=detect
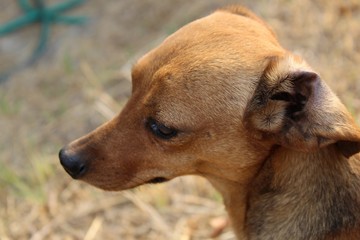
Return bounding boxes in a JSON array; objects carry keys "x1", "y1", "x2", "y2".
[{"x1": 59, "y1": 147, "x2": 88, "y2": 179}]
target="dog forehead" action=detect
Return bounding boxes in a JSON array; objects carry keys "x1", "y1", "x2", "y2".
[
  {"x1": 132, "y1": 10, "x2": 282, "y2": 85},
  {"x1": 140, "y1": 61, "x2": 260, "y2": 129},
  {"x1": 162, "y1": 10, "x2": 280, "y2": 53},
  {"x1": 131, "y1": 10, "x2": 285, "y2": 126}
]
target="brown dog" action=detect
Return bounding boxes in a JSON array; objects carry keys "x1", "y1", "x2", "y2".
[{"x1": 59, "y1": 6, "x2": 360, "y2": 240}]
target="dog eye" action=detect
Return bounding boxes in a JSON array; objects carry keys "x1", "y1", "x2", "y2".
[{"x1": 147, "y1": 118, "x2": 178, "y2": 140}]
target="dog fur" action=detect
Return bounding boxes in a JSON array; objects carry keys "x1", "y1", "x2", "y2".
[{"x1": 59, "y1": 6, "x2": 360, "y2": 239}]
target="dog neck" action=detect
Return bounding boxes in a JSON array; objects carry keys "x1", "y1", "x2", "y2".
[
  {"x1": 246, "y1": 145, "x2": 360, "y2": 240},
  {"x1": 206, "y1": 145, "x2": 360, "y2": 240},
  {"x1": 204, "y1": 164, "x2": 262, "y2": 239}
]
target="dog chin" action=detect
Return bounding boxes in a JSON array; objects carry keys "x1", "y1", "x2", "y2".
[
  {"x1": 145, "y1": 177, "x2": 169, "y2": 184},
  {"x1": 81, "y1": 180, "x2": 137, "y2": 192},
  {"x1": 84, "y1": 177, "x2": 170, "y2": 191}
]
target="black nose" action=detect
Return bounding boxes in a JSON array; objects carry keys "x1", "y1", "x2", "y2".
[{"x1": 59, "y1": 147, "x2": 88, "y2": 179}]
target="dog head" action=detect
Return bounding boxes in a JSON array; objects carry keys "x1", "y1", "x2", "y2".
[{"x1": 59, "y1": 7, "x2": 360, "y2": 191}]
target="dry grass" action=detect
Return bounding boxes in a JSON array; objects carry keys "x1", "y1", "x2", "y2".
[{"x1": 0, "y1": 0, "x2": 359, "y2": 239}]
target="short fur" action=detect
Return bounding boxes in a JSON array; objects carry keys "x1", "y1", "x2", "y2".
[{"x1": 59, "y1": 6, "x2": 360, "y2": 240}]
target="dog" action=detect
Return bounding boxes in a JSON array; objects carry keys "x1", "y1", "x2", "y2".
[{"x1": 59, "y1": 6, "x2": 360, "y2": 239}]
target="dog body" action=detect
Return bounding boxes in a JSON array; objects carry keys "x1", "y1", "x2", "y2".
[{"x1": 59, "y1": 6, "x2": 360, "y2": 239}]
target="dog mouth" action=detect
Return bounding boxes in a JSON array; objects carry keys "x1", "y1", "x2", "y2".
[{"x1": 146, "y1": 177, "x2": 169, "y2": 184}]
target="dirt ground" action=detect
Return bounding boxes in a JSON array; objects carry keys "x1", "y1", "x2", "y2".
[{"x1": 0, "y1": 0, "x2": 359, "y2": 239}]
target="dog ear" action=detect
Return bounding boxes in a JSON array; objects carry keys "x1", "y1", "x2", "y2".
[{"x1": 244, "y1": 55, "x2": 360, "y2": 158}]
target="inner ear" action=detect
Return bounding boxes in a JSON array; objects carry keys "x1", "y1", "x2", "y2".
[
  {"x1": 269, "y1": 71, "x2": 318, "y2": 121},
  {"x1": 244, "y1": 66, "x2": 319, "y2": 135},
  {"x1": 245, "y1": 55, "x2": 360, "y2": 157},
  {"x1": 292, "y1": 71, "x2": 317, "y2": 98},
  {"x1": 270, "y1": 92, "x2": 293, "y2": 101},
  {"x1": 270, "y1": 92, "x2": 306, "y2": 119}
]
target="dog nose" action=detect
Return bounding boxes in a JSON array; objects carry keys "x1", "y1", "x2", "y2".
[{"x1": 59, "y1": 147, "x2": 88, "y2": 179}]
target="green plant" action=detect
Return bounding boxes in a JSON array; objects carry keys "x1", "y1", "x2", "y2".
[{"x1": 0, "y1": 153, "x2": 55, "y2": 204}]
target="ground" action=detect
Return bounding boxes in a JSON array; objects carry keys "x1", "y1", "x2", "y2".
[{"x1": 0, "y1": 0, "x2": 359, "y2": 239}]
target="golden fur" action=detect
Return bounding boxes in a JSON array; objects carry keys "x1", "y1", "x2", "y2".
[{"x1": 60, "y1": 6, "x2": 360, "y2": 239}]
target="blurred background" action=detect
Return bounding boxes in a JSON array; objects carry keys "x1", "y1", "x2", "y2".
[{"x1": 0, "y1": 0, "x2": 359, "y2": 239}]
